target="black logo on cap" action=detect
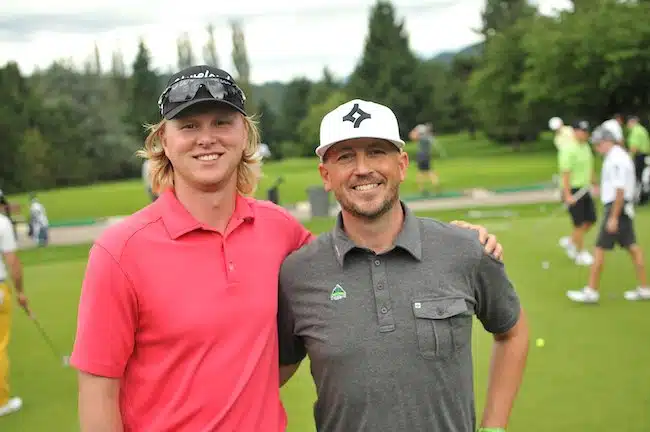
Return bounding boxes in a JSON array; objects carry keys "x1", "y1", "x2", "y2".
[{"x1": 342, "y1": 103, "x2": 371, "y2": 128}]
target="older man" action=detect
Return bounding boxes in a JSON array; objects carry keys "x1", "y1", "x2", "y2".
[{"x1": 279, "y1": 99, "x2": 529, "y2": 432}]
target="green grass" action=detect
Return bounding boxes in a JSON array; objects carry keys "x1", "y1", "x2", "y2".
[
  {"x1": 2, "y1": 205, "x2": 650, "y2": 431},
  {"x1": 6, "y1": 134, "x2": 558, "y2": 224}
]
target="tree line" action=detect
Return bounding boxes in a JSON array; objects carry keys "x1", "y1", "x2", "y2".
[{"x1": 1, "y1": 0, "x2": 649, "y2": 194}]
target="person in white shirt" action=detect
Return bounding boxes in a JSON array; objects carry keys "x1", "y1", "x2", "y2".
[
  {"x1": 600, "y1": 114, "x2": 625, "y2": 146},
  {"x1": 567, "y1": 127, "x2": 650, "y2": 303},
  {"x1": 28, "y1": 195, "x2": 49, "y2": 247},
  {"x1": 0, "y1": 212, "x2": 31, "y2": 417}
]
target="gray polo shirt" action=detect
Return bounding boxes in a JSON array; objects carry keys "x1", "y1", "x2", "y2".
[{"x1": 278, "y1": 202, "x2": 521, "y2": 432}]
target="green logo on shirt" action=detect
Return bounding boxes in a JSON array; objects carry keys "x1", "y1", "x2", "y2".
[{"x1": 330, "y1": 284, "x2": 347, "y2": 301}]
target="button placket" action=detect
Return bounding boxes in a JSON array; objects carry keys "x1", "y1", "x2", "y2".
[{"x1": 370, "y1": 255, "x2": 395, "y2": 332}]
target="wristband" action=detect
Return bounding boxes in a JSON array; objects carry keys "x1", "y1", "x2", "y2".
[{"x1": 477, "y1": 429, "x2": 505, "y2": 432}]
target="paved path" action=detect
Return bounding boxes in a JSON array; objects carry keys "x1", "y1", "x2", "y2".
[{"x1": 16, "y1": 188, "x2": 561, "y2": 250}]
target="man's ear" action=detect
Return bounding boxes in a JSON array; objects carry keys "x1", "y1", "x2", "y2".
[
  {"x1": 398, "y1": 150, "x2": 409, "y2": 182},
  {"x1": 318, "y1": 163, "x2": 332, "y2": 192}
]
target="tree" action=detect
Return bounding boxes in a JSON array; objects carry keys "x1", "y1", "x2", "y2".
[
  {"x1": 176, "y1": 32, "x2": 196, "y2": 69},
  {"x1": 230, "y1": 20, "x2": 254, "y2": 113},
  {"x1": 481, "y1": 0, "x2": 532, "y2": 38},
  {"x1": 278, "y1": 78, "x2": 312, "y2": 145},
  {"x1": 129, "y1": 39, "x2": 161, "y2": 140},
  {"x1": 203, "y1": 24, "x2": 219, "y2": 67},
  {"x1": 346, "y1": 0, "x2": 425, "y2": 137}
]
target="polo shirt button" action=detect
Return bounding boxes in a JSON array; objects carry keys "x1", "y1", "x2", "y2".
[
  {"x1": 374, "y1": 259, "x2": 381, "y2": 266},
  {"x1": 228, "y1": 262, "x2": 235, "y2": 271},
  {"x1": 377, "y1": 283, "x2": 383, "y2": 290},
  {"x1": 380, "y1": 306, "x2": 388, "y2": 314}
]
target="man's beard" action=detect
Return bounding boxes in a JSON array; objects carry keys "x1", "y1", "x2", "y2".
[{"x1": 334, "y1": 182, "x2": 400, "y2": 221}]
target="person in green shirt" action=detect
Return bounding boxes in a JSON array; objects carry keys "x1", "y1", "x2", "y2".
[
  {"x1": 557, "y1": 120, "x2": 598, "y2": 266},
  {"x1": 626, "y1": 115, "x2": 650, "y2": 205}
]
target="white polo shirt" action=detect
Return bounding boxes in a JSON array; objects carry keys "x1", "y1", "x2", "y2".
[
  {"x1": 600, "y1": 145, "x2": 636, "y2": 205},
  {"x1": 0, "y1": 214, "x2": 17, "y2": 281},
  {"x1": 601, "y1": 119, "x2": 624, "y2": 143}
]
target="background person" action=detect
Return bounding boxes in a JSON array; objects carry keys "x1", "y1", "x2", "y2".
[
  {"x1": 557, "y1": 120, "x2": 597, "y2": 266},
  {"x1": 0, "y1": 210, "x2": 30, "y2": 418},
  {"x1": 409, "y1": 123, "x2": 440, "y2": 195},
  {"x1": 600, "y1": 113, "x2": 625, "y2": 146},
  {"x1": 626, "y1": 115, "x2": 650, "y2": 205},
  {"x1": 567, "y1": 127, "x2": 649, "y2": 303}
]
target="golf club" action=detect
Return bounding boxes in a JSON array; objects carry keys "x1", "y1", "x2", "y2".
[
  {"x1": 532, "y1": 185, "x2": 591, "y2": 229},
  {"x1": 26, "y1": 311, "x2": 70, "y2": 367}
]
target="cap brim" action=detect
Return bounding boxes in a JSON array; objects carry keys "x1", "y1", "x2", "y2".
[
  {"x1": 164, "y1": 98, "x2": 246, "y2": 120},
  {"x1": 316, "y1": 138, "x2": 405, "y2": 160}
]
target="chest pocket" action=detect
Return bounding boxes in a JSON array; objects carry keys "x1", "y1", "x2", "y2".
[{"x1": 412, "y1": 297, "x2": 472, "y2": 359}]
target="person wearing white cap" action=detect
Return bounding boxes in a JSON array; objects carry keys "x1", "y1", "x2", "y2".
[
  {"x1": 278, "y1": 99, "x2": 528, "y2": 432},
  {"x1": 548, "y1": 116, "x2": 576, "y2": 150}
]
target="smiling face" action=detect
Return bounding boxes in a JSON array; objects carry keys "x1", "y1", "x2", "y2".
[
  {"x1": 319, "y1": 138, "x2": 408, "y2": 220},
  {"x1": 162, "y1": 103, "x2": 247, "y2": 192}
]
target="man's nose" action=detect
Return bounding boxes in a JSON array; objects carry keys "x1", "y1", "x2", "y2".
[{"x1": 352, "y1": 153, "x2": 372, "y2": 175}]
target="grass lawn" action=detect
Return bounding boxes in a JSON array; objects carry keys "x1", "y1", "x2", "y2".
[
  {"x1": 5, "y1": 134, "x2": 560, "y2": 224},
  {"x1": 2, "y1": 204, "x2": 649, "y2": 431}
]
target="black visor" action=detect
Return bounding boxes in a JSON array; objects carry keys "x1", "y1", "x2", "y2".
[{"x1": 158, "y1": 77, "x2": 247, "y2": 119}]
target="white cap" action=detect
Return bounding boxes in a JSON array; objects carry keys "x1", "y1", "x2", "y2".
[
  {"x1": 548, "y1": 117, "x2": 563, "y2": 131},
  {"x1": 316, "y1": 99, "x2": 405, "y2": 160}
]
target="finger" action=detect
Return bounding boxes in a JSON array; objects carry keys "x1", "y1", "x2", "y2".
[
  {"x1": 494, "y1": 244, "x2": 504, "y2": 261},
  {"x1": 484, "y1": 234, "x2": 497, "y2": 252},
  {"x1": 478, "y1": 226, "x2": 489, "y2": 244}
]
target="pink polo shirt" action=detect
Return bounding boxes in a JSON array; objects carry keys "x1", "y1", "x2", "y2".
[{"x1": 70, "y1": 189, "x2": 313, "y2": 431}]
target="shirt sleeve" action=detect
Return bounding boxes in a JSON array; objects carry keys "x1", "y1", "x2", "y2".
[
  {"x1": 277, "y1": 281, "x2": 307, "y2": 366},
  {"x1": 0, "y1": 217, "x2": 17, "y2": 253},
  {"x1": 70, "y1": 243, "x2": 137, "y2": 378},
  {"x1": 474, "y1": 252, "x2": 521, "y2": 335}
]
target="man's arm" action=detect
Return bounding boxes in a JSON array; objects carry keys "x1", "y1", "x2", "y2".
[
  {"x1": 480, "y1": 308, "x2": 529, "y2": 428},
  {"x1": 78, "y1": 372, "x2": 123, "y2": 432},
  {"x1": 0, "y1": 216, "x2": 30, "y2": 315},
  {"x1": 277, "y1": 265, "x2": 307, "y2": 387},
  {"x1": 609, "y1": 189, "x2": 625, "y2": 219},
  {"x1": 474, "y1": 252, "x2": 530, "y2": 430},
  {"x1": 71, "y1": 244, "x2": 137, "y2": 430}
]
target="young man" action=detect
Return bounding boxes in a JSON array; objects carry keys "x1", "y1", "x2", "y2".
[
  {"x1": 626, "y1": 116, "x2": 650, "y2": 205},
  {"x1": 557, "y1": 120, "x2": 598, "y2": 266},
  {"x1": 70, "y1": 67, "x2": 504, "y2": 432},
  {"x1": 0, "y1": 211, "x2": 30, "y2": 417},
  {"x1": 567, "y1": 127, "x2": 650, "y2": 303},
  {"x1": 279, "y1": 99, "x2": 529, "y2": 432}
]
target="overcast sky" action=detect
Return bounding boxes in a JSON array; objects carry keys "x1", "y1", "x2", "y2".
[{"x1": 0, "y1": 0, "x2": 571, "y2": 84}]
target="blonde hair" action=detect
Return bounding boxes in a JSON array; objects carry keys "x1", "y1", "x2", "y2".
[{"x1": 135, "y1": 114, "x2": 262, "y2": 196}]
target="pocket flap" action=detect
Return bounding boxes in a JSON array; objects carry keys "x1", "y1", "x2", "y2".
[{"x1": 412, "y1": 298, "x2": 467, "y2": 319}]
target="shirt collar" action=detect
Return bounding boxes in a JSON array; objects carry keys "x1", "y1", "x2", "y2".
[
  {"x1": 159, "y1": 188, "x2": 255, "y2": 239},
  {"x1": 331, "y1": 201, "x2": 422, "y2": 266}
]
